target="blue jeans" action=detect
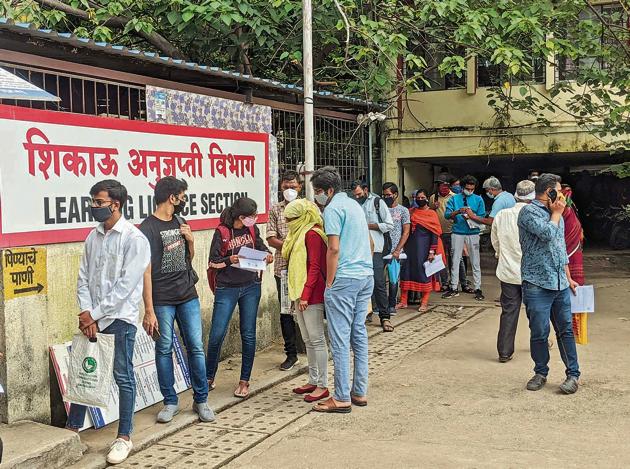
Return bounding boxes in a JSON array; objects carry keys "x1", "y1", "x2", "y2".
[
  {"x1": 206, "y1": 282, "x2": 261, "y2": 382},
  {"x1": 324, "y1": 275, "x2": 374, "y2": 402},
  {"x1": 155, "y1": 298, "x2": 208, "y2": 405},
  {"x1": 523, "y1": 282, "x2": 580, "y2": 378},
  {"x1": 66, "y1": 320, "x2": 137, "y2": 437}
]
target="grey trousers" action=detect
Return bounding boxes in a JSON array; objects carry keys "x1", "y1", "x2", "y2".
[
  {"x1": 497, "y1": 282, "x2": 522, "y2": 358},
  {"x1": 450, "y1": 234, "x2": 481, "y2": 290},
  {"x1": 295, "y1": 303, "x2": 328, "y2": 388}
]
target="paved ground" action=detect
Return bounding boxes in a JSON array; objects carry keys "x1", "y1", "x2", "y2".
[
  {"x1": 227, "y1": 274, "x2": 630, "y2": 469},
  {"x1": 93, "y1": 266, "x2": 630, "y2": 468}
]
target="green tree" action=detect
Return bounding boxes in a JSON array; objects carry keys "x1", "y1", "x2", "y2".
[{"x1": 1, "y1": 0, "x2": 629, "y2": 161}]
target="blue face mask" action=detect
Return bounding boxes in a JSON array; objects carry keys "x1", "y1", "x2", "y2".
[{"x1": 451, "y1": 185, "x2": 462, "y2": 194}]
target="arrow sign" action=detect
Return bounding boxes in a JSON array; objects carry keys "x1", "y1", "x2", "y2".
[{"x1": 14, "y1": 283, "x2": 44, "y2": 295}]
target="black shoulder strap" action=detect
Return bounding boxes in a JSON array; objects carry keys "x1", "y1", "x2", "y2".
[
  {"x1": 374, "y1": 196, "x2": 384, "y2": 223},
  {"x1": 173, "y1": 214, "x2": 185, "y2": 225}
]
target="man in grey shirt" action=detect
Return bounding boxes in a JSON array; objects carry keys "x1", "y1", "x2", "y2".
[{"x1": 351, "y1": 181, "x2": 394, "y2": 332}]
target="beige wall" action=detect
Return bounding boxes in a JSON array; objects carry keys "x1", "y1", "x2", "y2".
[
  {"x1": 0, "y1": 226, "x2": 281, "y2": 424},
  {"x1": 381, "y1": 84, "x2": 613, "y2": 188}
]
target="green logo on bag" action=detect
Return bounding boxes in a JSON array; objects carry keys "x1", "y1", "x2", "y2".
[{"x1": 82, "y1": 357, "x2": 97, "y2": 373}]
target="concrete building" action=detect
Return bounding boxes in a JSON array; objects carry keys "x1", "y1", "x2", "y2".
[
  {"x1": 0, "y1": 19, "x2": 373, "y2": 427},
  {"x1": 383, "y1": 2, "x2": 629, "y2": 242}
]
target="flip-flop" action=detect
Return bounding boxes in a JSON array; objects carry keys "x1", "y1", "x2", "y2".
[
  {"x1": 313, "y1": 397, "x2": 351, "y2": 413},
  {"x1": 418, "y1": 305, "x2": 429, "y2": 314},
  {"x1": 207, "y1": 380, "x2": 216, "y2": 391},
  {"x1": 234, "y1": 381, "x2": 250, "y2": 399}
]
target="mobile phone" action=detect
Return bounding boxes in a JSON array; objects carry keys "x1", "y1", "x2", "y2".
[
  {"x1": 151, "y1": 328, "x2": 161, "y2": 342},
  {"x1": 548, "y1": 189, "x2": 557, "y2": 203}
]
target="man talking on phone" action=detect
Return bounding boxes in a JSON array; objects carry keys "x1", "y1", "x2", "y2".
[
  {"x1": 140, "y1": 177, "x2": 215, "y2": 424},
  {"x1": 517, "y1": 173, "x2": 581, "y2": 394}
]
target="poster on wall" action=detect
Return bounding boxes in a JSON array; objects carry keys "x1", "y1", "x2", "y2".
[
  {"x1": 0, "y1": 104, "x2": 269, "y2": 248},
  {"x1": 50, "y1": 329, "x2": 191, "y2": 430}
]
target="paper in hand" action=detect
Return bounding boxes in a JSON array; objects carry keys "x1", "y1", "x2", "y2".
[
  {"x1": 424, "y1": 254, "x2": 446, "y2": 277},
  {"x1": 570, "y1": 285, "x2": 595, "y2": 313},
  {"x1": 233, "y1": 246, "x2": 268, "y2": 272}
]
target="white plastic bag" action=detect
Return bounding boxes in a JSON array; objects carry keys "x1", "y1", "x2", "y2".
[{"x1": 64, "y1": 333, "x2": 115, "y2": 408}]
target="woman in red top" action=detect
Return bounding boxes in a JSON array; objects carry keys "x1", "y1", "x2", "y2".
[{"x1": 282, "y1": 199, "x2": 329, "y2": 402}]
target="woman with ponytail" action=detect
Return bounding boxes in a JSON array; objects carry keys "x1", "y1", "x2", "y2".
[
  {"x1": 282, "y1": 199, "x2": 329, "y2": 403},
  {"x1": 206, "y1": 197, "x2": 272, "y2": 398}
]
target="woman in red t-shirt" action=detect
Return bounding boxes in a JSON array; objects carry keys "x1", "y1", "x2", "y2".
[{"x1": 282, "y1": 199, "x2": 329, "y2": 402}]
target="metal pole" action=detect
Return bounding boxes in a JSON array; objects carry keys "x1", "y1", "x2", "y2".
[{"x1": 303, "y1": 0, "x2": 315, "y2": 200}]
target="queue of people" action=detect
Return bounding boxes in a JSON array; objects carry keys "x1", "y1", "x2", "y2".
[{"x1": 66, "y1": 167, "x2": 584, "y2": 464}]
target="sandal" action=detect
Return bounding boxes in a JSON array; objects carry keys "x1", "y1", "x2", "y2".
[
  {"x1": 304, "y1": 389, "x2": 330, "y2": 403},
  {"x1": 312, "y1": 397, "x2": 351, "y2": 413},
  {"x1": 351, "y1": 395, "x2": 367, "y2": 407},
  {"x1": 395, "y1": 302, "x2": 408, "y2": 310},
  {"x1": 380, "y1": 318, "x2": 395, "y2": 333},
  {"x1": 293, "y1": 384, "x2": 317, "y2": 395},
  {"x1": 207, "y1": 379, "x2": 216, "y2": 391},
  {"x1": 418, "y1": 304, "x2": 429, "y2": 313},
  {"x1": 234, "y1": 380, "x2": 250, "y2": 399}
]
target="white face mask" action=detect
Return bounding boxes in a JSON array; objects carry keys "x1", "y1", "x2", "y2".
[
  {"x1": 283, "y1": 188, "x2": 298, "y2": 202},
  {"x1": 463, "y1": 189, "x2": 474, "y2": 196},
  {"x1": 314, "y1": 192, "x2": 330, "y2": 207}
]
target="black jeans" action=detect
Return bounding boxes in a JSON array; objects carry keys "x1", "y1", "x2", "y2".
[
  {"x1": 497, "y1": 282, "x2": 522, "y2": 359},
  {"x1": 274, "y1": 275, "x2": 298, "y2": 358},
  {"x1": 372, "y1": 252, "x2": 390, "y2": 320},
  {"x1": 440, "y1": 233, "x2": 468, "y2": 288}
]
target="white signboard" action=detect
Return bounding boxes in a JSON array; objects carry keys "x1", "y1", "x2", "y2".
[
  {"x1": 50, "y1": 328, "x2": 191, "y2": 430},
  {"x1": 0, "y1": 104, "x2": 269, "y2": 247},
  {"x1": 0, "y1": 67, "x2": 60, "y2": 101}
]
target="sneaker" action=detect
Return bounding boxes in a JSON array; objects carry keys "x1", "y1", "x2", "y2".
[
  {"x1": 462, "y1": 286, "x2": 475, "y2": 294},
  {"x1": 559, "y1": 376, "x2": 579, "y2": 394},
  {"x1": 526, "y1": 374, "x2": 547, "y2": 391},
  {"x1": 106, "y1": 438, "x2": 133, "y2": 465},
  {"x1": 157, "y1": 404, "x2": 179, "y2": 423},
  {"x1": 474, "y1": 289, "x2": 485, "y2": 301},
  {"x1": 498, "y1": 355, "x2": 513, "y2": 363},
  {"x1": 280, "y1": 356, "x2": 299, "y2": 371},
  {"x1": 442, "y1": 289, "x2": 460, "y2": 299},
  {"x1": 193, "y1": 402, "x2": 216, "y2": 422}
]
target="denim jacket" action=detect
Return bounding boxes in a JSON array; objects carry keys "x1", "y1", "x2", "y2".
[{"x1": 517, "y1": 200, "x2": 569, "y2": 291}]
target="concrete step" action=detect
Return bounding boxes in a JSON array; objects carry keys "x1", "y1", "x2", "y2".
[{"x1": 0, "y1": 420, "x2": 83, "y2": 468}]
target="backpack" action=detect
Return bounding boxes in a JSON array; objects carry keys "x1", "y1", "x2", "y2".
[
  {"x1": 173, "y1": 215, "x2": 199, "y2": 285},
  {"x1": 374, "y1": 197, "x2": 393, "y2": 255},
  {"x1": 206, "y1": 224, "x2": 256, "y2": 293}
]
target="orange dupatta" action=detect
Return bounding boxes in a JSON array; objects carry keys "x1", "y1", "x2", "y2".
[{"x1": 410, "y1": 208, "x2": 446, "y2": 291}]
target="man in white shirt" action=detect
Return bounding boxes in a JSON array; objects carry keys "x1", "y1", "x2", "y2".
[
  {"x1": 351, "y1": 180, "x2": 395, "y2": 332},
  {"x1": 66, "y1": 180, "x2": 151, "y2": 465},
  {"x1": 490, "y1": 180, "x2": 535, "y2": 363}
]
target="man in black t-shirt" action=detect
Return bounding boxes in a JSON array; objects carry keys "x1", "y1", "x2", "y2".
[{"x1": 140, "y1": 177, "x2": 214, "y2": 424}]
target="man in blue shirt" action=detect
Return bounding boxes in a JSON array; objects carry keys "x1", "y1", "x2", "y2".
[
  {"x1": 443, "y1": 175, "x2": 486, "y2": 300},
  {"x1": 518, "y1": 173, "x2": 580, "y2": 394},
  {"x1": 311, "y1": 166, "x2": 373, "y2": 413},
  {"x1": 466, "y1": 176, "x2": 516, "y2": 226}
]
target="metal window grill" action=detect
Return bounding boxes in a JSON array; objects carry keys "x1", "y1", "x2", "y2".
[
  {"x1": 0, "y1": 63, "x2": 370, "y2": 190},
  {"x1": 272, "y1": 109, "x2": 370, "y2": 190},
  {"x1": 0, "y1": 62, "x2": 146, "y2": 120}
]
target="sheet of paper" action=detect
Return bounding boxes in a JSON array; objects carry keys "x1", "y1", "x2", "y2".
[
  {"x1": 424, "y1": 254, "x2": 446, "y2": 277},
  {"x1": 234, "y1": 258, "x2": 267, "y2": 272},
  {"x1": 238, "y1": 246, "x2": 269, "y2": 261},
  {"x1": 382, "y1": 253, "x2": 408, "y2": 260},
  {"x1": 570, "y1": 285, "x2": 595, "y2": 313}
]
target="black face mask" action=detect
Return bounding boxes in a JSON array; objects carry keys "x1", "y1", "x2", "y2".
[
  {"x1": 356, "y1": 196, "x2": 368, "y2": 206},
  {"x1": 91, "y1": 205, "x2": 113, "y2": 223},
  {"x1": 383, "y1": 196, "x2": 394, "y2": 208},
  {"x1": 416, "y1": 199, "x2": 428, "y2": 208},
  {"x1": 174, "y1": 199, "x2": 186, "y2": 215}
]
